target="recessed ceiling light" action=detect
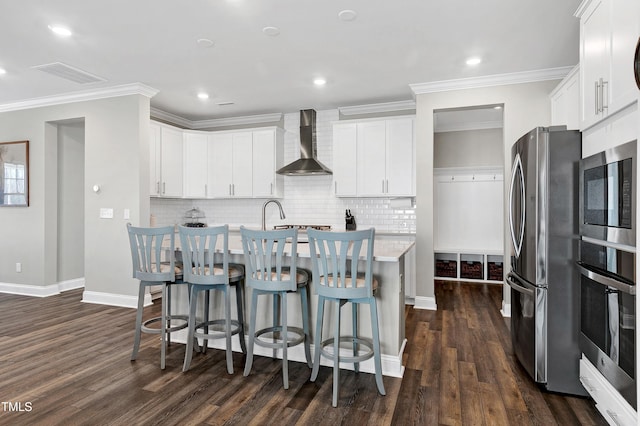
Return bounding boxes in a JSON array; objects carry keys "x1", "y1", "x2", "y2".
[
  {"x1": 262, "y1": 26, "x2": 280, "y2": 37},
  {"x1": 48, "y1": 25, "x2": 72, "y2": 37},
  {"x1": 338, "y1": 10, "x2": 357, "y2": 21},
  {"x1": 466, "y1": 57, "x2": 482, "y2": 66},
  {"x1": 196, "y1": 38, "x2": 215, "y2": 48},
  {"x1": 197, "y1": 93, "x2": 209, "y2": 100},
  {"x1": 494, "y1": 105, "x2": 502, "y2": 110},
  {"x1": 314, "y1": 78, "x2": 326, "y2": 86}
]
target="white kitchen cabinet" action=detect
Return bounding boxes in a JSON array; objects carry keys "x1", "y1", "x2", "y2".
[
  {"x1": 183, "y1": 131, "x2": 209, "y2": 198},
  {"x1": 577, "y1": 0, "x2": 639, "y2": 130},
  {"x1": 333, "y1": 116, "x2": 415, "y2": 197},
  {"x1": 550, "y1": 65, "x2": 580, "y2": 130},
  {"x1": 149, "y1": 122, "x2": 161, "y2": 196},
  {"x1": 252, "y1": 128, "x2": 284, "y2": 198},
  {"x1": 332, "y1": 123, "x2": 358, "y2": 196},
  {"x1": 208, "y1": 132, "x2": 252, "y2": 198},
  {"x1": 150, "y1": 121, "x2": 183, "y2": 197}
]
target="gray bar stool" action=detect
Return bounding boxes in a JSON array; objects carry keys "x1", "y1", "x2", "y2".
[
  {"x1": 307, "y1": 227, "x2": 386, "y2": 407},
  {"x1": 179, "y1": 225, "x2": 245, "y2": 374},
  {"x1": 240, "y1": 226, "x2": 312, "y2": 389},
  {"x1": 127, "y1": 223, "x2": 188, "y2": 370}
]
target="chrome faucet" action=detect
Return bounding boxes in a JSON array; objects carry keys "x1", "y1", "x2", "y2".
[{"x1": 262, "y1": 199, "x2": 286, "y2": 230}]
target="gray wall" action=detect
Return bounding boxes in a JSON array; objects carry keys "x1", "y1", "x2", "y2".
[
  {"x1": 0, "y1": 95, "x2": 150, "y2": 301},
  {"x1": 415, "y1": 80, "x2": 559, "y2": 311},
  {"x1": 57, "y1": 120, "x2": 85, "y2": 282},
  {"x1": 434, "y1": 128, "x2": 503, "y2": 168}
]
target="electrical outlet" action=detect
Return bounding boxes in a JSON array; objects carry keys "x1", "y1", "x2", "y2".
[
  {"x1": 99, "y1": 208, "x2": 114, "y2": 219},
  {"x1": 123, "y1": 209, "x2": 130, "y2": 220},
  {"x1": 16, "y1": 263, "x2": 21, "y2": 273}
]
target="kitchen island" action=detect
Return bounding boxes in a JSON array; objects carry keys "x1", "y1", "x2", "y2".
[{"x1": 169, "y1": 231, "x2": 413, "y2": 378}]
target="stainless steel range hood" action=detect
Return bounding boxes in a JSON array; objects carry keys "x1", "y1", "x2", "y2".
[{"x1": 276, "y1": 109, "x2": 332, "y2": 175}]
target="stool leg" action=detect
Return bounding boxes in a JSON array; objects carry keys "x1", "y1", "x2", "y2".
[
  {"x1": 310, "y1": 295, "x2": 325, "y2": 382},
  {"x1": 370, "y1": 298, "x2": 385, "y2": 396},
  {"x1": 131, "y1": 283, "x2": 146, "y2": 361},
  {"x1": 235, "y1": 281, "x2": 247, "y2": 354},
  {"x1": 166, "y1": 285, "x2": 172, "y2": 346},
  {"x1": 332, "y1": 299, "x2": 342, "y2": 407},
  {"x1": 300, "y1": 286, "x2": 312, "y2": 368},
  {"x1": 224, "y1": 286, "x2": 233, "y2": 374},
  {"x1": 202, "y1": 289, "x2": 210, "y2": 353},
  {"x1": 281, "y1": 291, "x2": 289, "y2": 389},
  {"x1": 160, "y1": 283, "x2": 168, "y2": 369},
  {"x1": 272, "y1": 294, "x2": 280, "y2": 359},
  {"x1": 352, "y1": 302, "x2": 359, "y2": 373},
  {"x1": 244, "y1": 289, "x2": 259, "y2": 376},
  {"x1": 182, "y1": 286, "x2": 199, "y2": 372}
]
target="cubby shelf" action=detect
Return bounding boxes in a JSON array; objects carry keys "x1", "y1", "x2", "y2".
[{"x1": 435, "y1": 250, "x2": 504, "y2": 283}]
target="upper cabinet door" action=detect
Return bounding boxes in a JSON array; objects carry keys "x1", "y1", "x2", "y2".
[
  {"x1": 252, "y1": 129, "x2": 281, "y2": 197},
  {"x1": 208, "y1": 133, "x2": 234, "y2": 197},
  {"x1": 332, "y1": 123, "x2": 358, "y2": 197},
  {"x1": 356, "y1": 121, "x2": 387, "y2": 196},
  {"x1": 183, "y1": 132, "x2": 209, "y2": 198},
  {"x1": 149, "y1": 122, "x2": 161, "y2": 196},
  {"x1": 608, "y1": 0, "x2": 639, "y2": 114},
  {"x1": 580, "y1": 0, "x2": 609, "y2": 128},
  {"x1": 160, "y1": 126, "x2": 183, "y2": 197},
  {"x1": 385, "y1": 118, "x2": 415, "y2": 196},
  {"x1": 230, "y1": 131, "x2": 253, "y2": 197}
]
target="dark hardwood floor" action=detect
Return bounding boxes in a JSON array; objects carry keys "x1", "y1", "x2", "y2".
[{"x1": 0, "y1": 281, "x2": 606, "y2": 425}]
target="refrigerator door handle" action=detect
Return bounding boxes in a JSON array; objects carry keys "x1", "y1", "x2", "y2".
[
  {"x1": 509, "y1": 154, "x2": 526, "y2": 258},
  {"x1": 507, "y1": 272, "x2": 534, "y2": 296}
]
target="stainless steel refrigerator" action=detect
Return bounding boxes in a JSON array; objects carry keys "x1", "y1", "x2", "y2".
[{"x1": 507, "y1": 126, "x2": 587, "y2": 396}]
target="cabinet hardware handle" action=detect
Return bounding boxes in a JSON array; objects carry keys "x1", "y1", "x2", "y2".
[
  {"x1": 594, "y1": 80, "x2": 599, "y2": 114},
  {"x1": 156, "y1": 182, "x2": 160, "y2": 194},
  {"x1": 382, "y1": 180, "x2": 385, "y2": 193},
  {"x1": 162, "y1": 182, "x2": 166, "y2": 195},
  {"x1": 605, "y1": 410, "x2": 621, "y2": 426},
  {"x1": 232, "y1": 184, "x2": 235, "y2": 196},
  {"x1": 602, "y1": 80, "x2": 608, "y2": 111},
  {"x1": 270, "y1": 182, "x2": 273, "y2": 195},
  {"x1": 229, "y1": 184, "x2": 232, "y2": 196},
  {"x1": 386, "y1": 179, "x2": 389, "y2": 193}
]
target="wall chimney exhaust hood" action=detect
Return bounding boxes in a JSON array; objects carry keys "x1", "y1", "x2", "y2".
[{"x1": 276, "y1": 109, "x2": 332, "y2": 175}]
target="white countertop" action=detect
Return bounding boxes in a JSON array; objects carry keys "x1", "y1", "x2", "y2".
[{"x1": 173, "y1": 230, "x2": 414, "y2": 262}]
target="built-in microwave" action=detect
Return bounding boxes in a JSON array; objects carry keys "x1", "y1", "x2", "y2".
[{"x1": 580, "y1": 140, "x2": 636, "y2": 246}]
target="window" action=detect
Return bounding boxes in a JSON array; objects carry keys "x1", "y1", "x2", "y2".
[{"x1": 2, "y1": 162, "x2": 26, "y2": 205}]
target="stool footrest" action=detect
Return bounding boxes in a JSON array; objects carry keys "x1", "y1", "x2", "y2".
[
  {"x1": 193, "y1": 319, "x2": 242, "y2": 340},
  {"x1": 141, "y1": 315, "x2": 189, "y2": 334},
  {"x1": 253, "y1": 326, "x2": 305, "y2": 349},
  {"x1": 319, "y1": 336, "x2": 374, "y2": 364}
]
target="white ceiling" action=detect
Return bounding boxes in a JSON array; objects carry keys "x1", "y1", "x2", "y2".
[{"x1": 0, "y1": 0, "x2": 581, "y2": 122}]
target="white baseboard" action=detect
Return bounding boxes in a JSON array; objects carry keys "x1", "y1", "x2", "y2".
[
  {"x1": 82, "y1": 290, "x2": 150, "y2": 309},
  {"x1": 173, "y1": 330, "x2": 406, "y2": 378},
  {"x1": 413, "y1": 296, "x2": 437, "y2": 310},
  {"x1": 0, "y1": 278, "x2": 85, "y2": 297},
  {"x1": 501, "y1": 301, "x2": 511, "y2": 317}
]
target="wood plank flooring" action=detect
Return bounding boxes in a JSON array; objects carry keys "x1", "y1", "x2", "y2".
[{"x1": 0, "y1": 281, "x2": 607, "y2": 425}]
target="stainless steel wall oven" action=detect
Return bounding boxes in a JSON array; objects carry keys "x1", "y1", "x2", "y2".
[{"x1": 577, "y1": 240, "x2": 636, "y2": 409}]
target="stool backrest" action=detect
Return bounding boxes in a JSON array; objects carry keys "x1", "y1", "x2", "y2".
[
  {"x1": 307, "y1": 228, "x2": 375, "y2": 299},
  {"x1": 127, "y1": 223, "x2": 176, "y2": 283},
  {"x1": 240, "y1": 226, "x2": 298, "y2": 292},
  {"x1": 178, "y1": 225, "x2": 229, "y2": 286}
]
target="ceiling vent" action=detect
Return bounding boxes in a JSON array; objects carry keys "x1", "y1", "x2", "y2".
[{"x1": 32, "y1": 62, "x2": 105, "y2": 84}]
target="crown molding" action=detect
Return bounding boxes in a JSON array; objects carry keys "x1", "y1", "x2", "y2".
[
  {"x1": 339, "y1": 100, "x2": 416, "y2": 116},
  {"x1": 189, "y1": 112, "x2": 283, "y2": 129},
  {"x1": 0, "y1": 83, "x2": 159, "y2": 113},
  {"x1": 410, "y1": 67, "x2": 574, "y2": 95},
  {"x1": 435, "y1": 120, "x2": 503, "y2": 133},
  {"x1": 150, "y1": 108, "x2": 283, "y2": 130},
  {"x1": 549, "y1": 64, "x2": 580, "y2": 98}
]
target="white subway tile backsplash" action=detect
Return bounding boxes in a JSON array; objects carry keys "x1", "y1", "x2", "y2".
[{"x1": 150, "y1": 109, "x2": 416, "y2": 234}]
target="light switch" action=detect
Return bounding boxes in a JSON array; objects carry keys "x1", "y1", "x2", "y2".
[{"x1": 99, "y1": 208, "x2": 114, "y2": 219}]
